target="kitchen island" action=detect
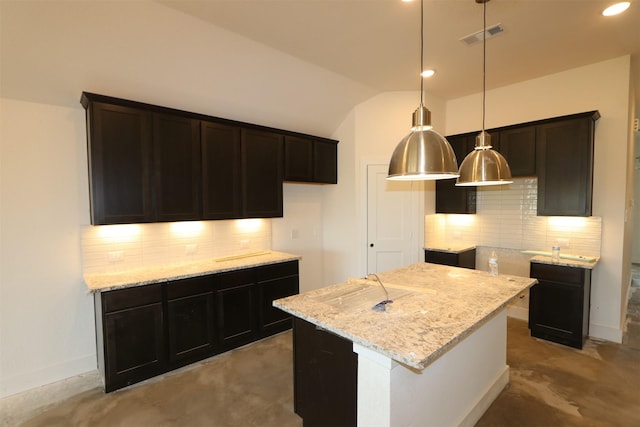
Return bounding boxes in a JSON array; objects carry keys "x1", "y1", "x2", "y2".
[{"x1": 274, "y1": 262, "x2": 537, "y2": 427}]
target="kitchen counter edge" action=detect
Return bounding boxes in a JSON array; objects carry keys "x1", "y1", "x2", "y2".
[
  {"x1": 530, "y1": 255, "x2": 599, "y2": 269},
  {"x1": 84, "y1": 251, "x2": 301, "y2": 293}
]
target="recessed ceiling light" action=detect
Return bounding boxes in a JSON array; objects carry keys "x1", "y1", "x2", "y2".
[
  {"x1": 602, "y1": 2, "x2": 630, "y2": 16},
  {"x1": 421, "y1": 69, "x2": 436, "y2": 78}
]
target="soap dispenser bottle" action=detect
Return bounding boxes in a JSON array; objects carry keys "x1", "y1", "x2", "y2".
[{"x1": 489, "y1": 251, "x2": 499, "y2": 276}]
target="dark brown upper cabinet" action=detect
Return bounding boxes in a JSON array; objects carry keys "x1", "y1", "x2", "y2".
[
  {"x1": 83, "y1": 100, "x2": 154, "y2": 225},
  {"x1": 82, "y1": 92, "x2": 337, "y2": 225},
  {"x1": 284, "y1": 136, "x2": 338, "y2": 184},
  {"x1": 153, "y1": 113, "x2": 202, "y2": 222},
  {"x1": 536, "y1": 111, "x2": 599, "y2": 216},
  {"x1": 437, "y1": 111, "x2": 599, "y2": 217},
  {"x1": 436, "y1": 134, "x2": 476, "y2": 214},
  {"x1": 313, "y1": 140, "x2": 338, "y2": 184},
  {"x1": 242, "y1": 129, "x2": 284, "y2": 218},
  {"x1": 284, "y1": 136, "x2": 313, "y2": 182},
  {"x1": 201, "y1": 121, "x2": 243, "y2": 220},
  {"x1": 494, "y1": 125, "x2": 537, "y2": 177}
]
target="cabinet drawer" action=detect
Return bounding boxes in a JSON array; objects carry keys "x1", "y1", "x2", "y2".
[
  {"x1": 530, "y1": 263, "x2": 583, "y2": 285},
  {"x1": 216, "y1": 268, "x2": 255, "y2": 290},
  {"x1": 167, "y1": 275, "x2": 213, "y2": 300},
  {"x1": 257, "y1": 260, "x2": 299, "y2": 281},
  {"x1": 103, "y1": 284, "x2": 162, "y2": 313}
]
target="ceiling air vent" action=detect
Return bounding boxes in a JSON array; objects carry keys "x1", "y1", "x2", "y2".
[{"x1": 460, "y1": 23, "x2": 504, "y2": 46}]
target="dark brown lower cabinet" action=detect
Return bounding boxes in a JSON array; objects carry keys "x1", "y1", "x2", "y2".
[
  {"x1": 216, "y1": 269, "x2": 258, "y2": 351},
  {"x1": 94, "y1": 261, "x2": 299, "y2": 392},
  {"x1": 96, "y1": 284, "x2": 165, "y2": 393},
  {"x1": 424, "y1": 248, "x2": 476, "y2": 269},
  {"x1": 293, "y1": 318, "x2": 357, "y2": 427},
  {"x1": 258, "y1": 261, "x2": 300, "y2": 337},
  {"x1": 167, "y1": 276, "x2": 216, "y2": 367},
  {"x1": 529, "y1": 262, "x2": 591, "y2": 349}
]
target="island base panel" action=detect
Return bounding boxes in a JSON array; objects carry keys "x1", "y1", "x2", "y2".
[{"x1": 355, "y1": 310, "x2": 509, "y2": 427}]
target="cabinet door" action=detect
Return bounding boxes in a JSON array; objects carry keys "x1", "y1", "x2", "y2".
[
  {"x1": 153, "y1": 113, "x2": 201, "y2": 221},
  {"x1": 104, "y1": 302, "x2": 165, "y2": 392},
  {"x1": 167, "y1": 276, "x2": 216, "y2": 367},
  {"x1": 284, "y1": 136, "x2": 313, "y2": 182},
  {"x1": 313, "y1": 140, "x2": 338, "y2": 184},
  {"x1": 257, "y1": 261, "x2": 299, "y2": 337},
  {"x1": 87, "y1": 102, "x2": 153, "y2": 224},
  {"x1": 293, "y1": 318, "x2": 357, "y2": 426},
  {"x1": 536, "y1": 115, "x2": 595, "y2": 216},
  {"x1": 495, "y1": 126, "x2": 536, "y2": 177},
  {"x1": 436, "y1": 134, "x2": 476, "y2": 214},
  {"x1": 216, "y1": 270, "x2": 258, "y2": 350},
  {"x1": 201, "y1": 121, "x2": 243, "y2": 219},
  {"x1": 100, "y1": 284, "x2": 165, "y2": 392},
  {"x1": 241, "y1": 129, "x2": 284, "y2": 218},
  {"x1": 529, "y1": 263, "x2": 590, "y2": 349}
]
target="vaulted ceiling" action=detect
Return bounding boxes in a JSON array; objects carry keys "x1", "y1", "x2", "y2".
[{"x1": 159, "y1": 0, "x2": 640, "y2": 103}]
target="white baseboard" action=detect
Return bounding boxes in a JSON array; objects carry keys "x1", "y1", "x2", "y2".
[
  {"x1": 0, "y1": 370, "x2": 101, "y2": 427},
  {"x1": 458, "y1": 366, "x2": 510, "y2": 427},
  {"x1": 589, "y1": 322, "x2": 623, "y2": 343}
]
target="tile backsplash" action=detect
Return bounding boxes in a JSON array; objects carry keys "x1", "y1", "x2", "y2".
[
  {"x1": 81, "y1": 219, "x2": 272, "y2": 274},
  {"x1": 425, "y1": 178, "x2": 601, "y2": 257}
]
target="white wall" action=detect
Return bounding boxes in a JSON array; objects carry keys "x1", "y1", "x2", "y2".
[
  {"x1": 272, "y1": 184, "x2": 325, "y2": 292},
  {"x1": 446, "y1": 56, "x2": 633, "y2": 342},
  {"x1": 0, "y1": 99, "x2": 95, "y2": 397}
]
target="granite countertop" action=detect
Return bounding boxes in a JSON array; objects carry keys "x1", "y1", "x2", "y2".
[
  {"x1": 424, "y1": 244, "x2": 476, "y2": 253},
  {"x1": 84, "y1": 251, "x2": 301, "y2": 293},
  {"x1": 529, "y1": 254, "x2": 599, "y2": 269},
  {"x1": 274, "y1": 262, "x2": 536, "y2": 370},
  {"x1": 521, "y1": 250, "x2": 599, "y2": 269}
]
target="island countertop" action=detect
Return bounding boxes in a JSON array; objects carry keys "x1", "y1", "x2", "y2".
[
  {"x1": 84, "y1": 251, "x2": 300, "y2": 293},
  {"x1": 274, "y1": 262, "x2": 536, "y2": 370}
]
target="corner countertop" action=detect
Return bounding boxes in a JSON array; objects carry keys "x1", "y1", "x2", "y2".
[
  {"x1": 274, "y1": 262, "x2": 536, "y2": 370},
  {"x1": 84, "y1": 251, "x2": 301, "y2": 293},
  {"x1": 529, "y1": 255, "x2": 599, "y2": 269},
  {"x1": 521, "y1": 250, "x2": 599, "y2": 269},
  {"x1": 424, "y1": 244, "x2": 476, "y2": 254}
]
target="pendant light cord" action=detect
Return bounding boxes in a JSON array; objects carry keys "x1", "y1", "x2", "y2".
[
  {"x1": 420, "y1": 0, "x2": 424, "y2": 108},
  {"x1": 482, "y1": 0, "x2": 487, "y2": 133}
]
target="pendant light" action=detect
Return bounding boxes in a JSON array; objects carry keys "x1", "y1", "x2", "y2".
[
  {"x1": 456, "y1": 0, "x2": 513, "y2": 187},
  {"x1": 387, "y1": 0, "x2": 459, "y2": 181}
]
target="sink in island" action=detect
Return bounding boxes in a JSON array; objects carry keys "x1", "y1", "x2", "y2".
[{"x1": 274, "y1": 262, "x2": 537, "y2": 427}]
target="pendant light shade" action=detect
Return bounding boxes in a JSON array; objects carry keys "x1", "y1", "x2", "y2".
[
  {"x1": 456, "y1": 131, "x2": 513, "y2": 186},
  {"x1": 388, "y1": 106, "x2": 459, "y2": 180},
  {"x1": 456, "y1": 0, "x2": 512, "y2": 187},
  {"x1": 387, "y1": 0, "x2": 459, "y2": 181}
]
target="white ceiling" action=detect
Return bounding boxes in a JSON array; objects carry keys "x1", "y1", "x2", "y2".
[{"x1": 158, "y1": 0, "x2": 640, "y2": 103}]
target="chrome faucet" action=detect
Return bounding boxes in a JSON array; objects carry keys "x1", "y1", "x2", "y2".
[{"x1": 367, "y1": 273, "x2": 393, "y2": 312}]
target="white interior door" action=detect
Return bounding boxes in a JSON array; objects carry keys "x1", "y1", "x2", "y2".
[{"x1": 367, "y1": 164, "x2": 423, "y2": 274}]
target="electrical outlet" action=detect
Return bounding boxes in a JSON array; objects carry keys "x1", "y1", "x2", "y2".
[
  {"x1": 185, "y1": 244, "x2": 197, "y2": 255},
  {"x1": 108, "y1": 251, "x2": 124, "y2": 263},
  {"x1": 291, "y1": 229, "x2": 299, "y2": 239},
  {"x1": 240, "y1": 240, "x2": 249, "y2": 249},
  {"x1": 557, "y1": 238, "x2": 570, "y2": 248}
]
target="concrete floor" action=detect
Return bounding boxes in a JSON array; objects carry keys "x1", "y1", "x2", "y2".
[{"x1": 15, "y1": 286, "x2": 640, "y2": 427}]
